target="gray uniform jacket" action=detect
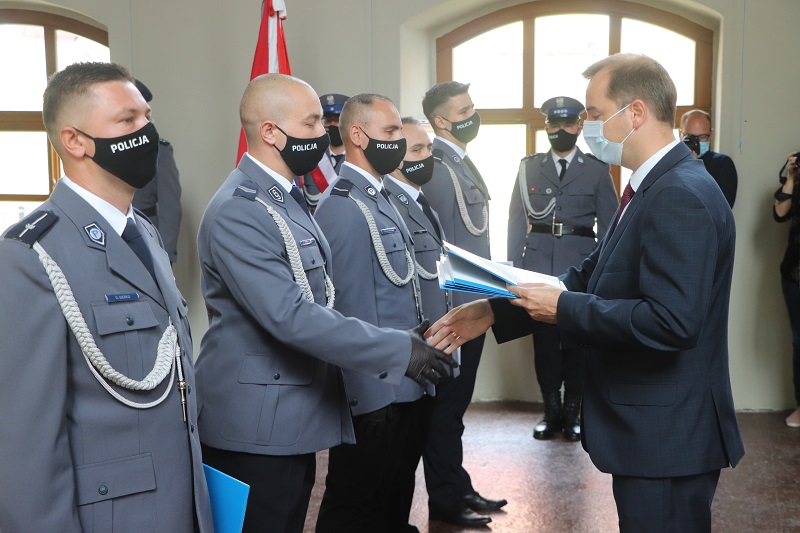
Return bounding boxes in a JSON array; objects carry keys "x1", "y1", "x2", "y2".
[
  {"x1": 507, "y1": 148, "x2": 618, "y2": 275},
  {"x1": 133, "y1": 138, "x2": 182, "y2": 263},
  {"x1": 315, "y1": 165, "x2": 424, "y2": 416},
  {"x1": 196, "y1": 155, "x2": 411, "y2": 455},
  {"x1": 0, "y1": 181, "x2": 212, "y2": 533},
  {"x1": 422, "y1": 138, "x2": 491, "y2": 306},
  {"x1": 384, "y1": 178, "x2": 451, "y2": 324}
]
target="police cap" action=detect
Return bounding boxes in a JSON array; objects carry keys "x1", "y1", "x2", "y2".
[
  {"x1": 541, "y1": 96, "x2": 584, "y2": 122},
  {"x1": 134, "y1": 79, "x2": 153, "y2": 103},
  {"x1": 320, "y1": 93, "x2": 349, "y2": 116}
]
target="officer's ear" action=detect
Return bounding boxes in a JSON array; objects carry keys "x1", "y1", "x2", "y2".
[
  {"x1": 348, "y1": 124, "x2": 364, "y2": 148},
  {"x1": 629, "y1": 98, "x2": 647, "y2": 130},
  {"x1": 433, "y1": 115, "x2": 448, "y2": 131},
  {"x1": 60, "y1": 126, "x2": 90, "y2": 159},
  {"x1": 260, "y1": 121, "x2": 279, "y2": 147}
]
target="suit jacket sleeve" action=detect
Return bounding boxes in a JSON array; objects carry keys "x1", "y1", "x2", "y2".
[
  {"x1": 0, "y1": 240, "x2": 83, "y2": 532},
  {"x1": 155, "y1": 142, "x2": 182, "y2": 263},
  {"x1": 207, "y1": 196, "x2": 410, "y2": 383},
  {"x1": 557, "y1": 185, "x2": 719, "y2": 351},
  {"x1": 507, "y1": 164, "x2": 528, "y2": 268}
]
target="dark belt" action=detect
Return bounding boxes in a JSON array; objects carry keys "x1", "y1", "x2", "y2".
[
  {"x1": 139, "y1": 206, "x2": 158, "y2": 217},
  {"x1": 530, "y1": 223, "x2": 595, "y2": 238}
]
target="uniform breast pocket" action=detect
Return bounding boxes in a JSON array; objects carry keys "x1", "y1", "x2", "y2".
[
  {"x1": 463, "y1": 187, "x2": 485, "y2": 206},
  {"x1": 567, "y1": 187, "x2": 593, "y2": 208},
  {"x1": 413, "y1": 230, "x2": 438, "y2": 254},
  {"x1": 379, "y1": 230, "x2": 410, "y2": 273},
  {"x1": 530, "y1": 190, "x2": 554, "y2": 211},
  {"x1": 298, "y1": 242, "x2": 325, "y2": 273},
  {"x1": 92, "y1": 300, "x2": 159, "y2": 336}
]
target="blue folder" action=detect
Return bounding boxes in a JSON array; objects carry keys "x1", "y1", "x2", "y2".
[{"x1": 203, "y1": 464, "x2": 250, "y2": 533}]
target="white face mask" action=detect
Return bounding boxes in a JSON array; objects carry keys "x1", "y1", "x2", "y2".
[{"x1": 582, "y1": 103, "x2": 635, "y2": 166}]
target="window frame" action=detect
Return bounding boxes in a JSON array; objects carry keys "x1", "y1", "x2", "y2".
[
  {"x1": 0, "y1": 9, "x2": 108, "y2": 203},
  {"x1": 435, "y1": 0, "x2": 713, "y2": 193}
]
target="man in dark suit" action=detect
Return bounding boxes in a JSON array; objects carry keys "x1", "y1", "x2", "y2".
[
  {"x1": 427, "y1": 54, "x2": 745, "y2": 533},
  {"x1": 420, "y1": 81, "x2": 505, "y2": 528},
  {"x1": 679, "y1": 109, "x2": 738, "y2": 207},
  {"x1": 0, "y1": 62, "x2": 213, "y2": 532},
  {"x1": 508, "y1": 96, "x2": 618, "y2": 441},
  {"x1": 197, "y1": 76, "x2": 453, "y2": 533}
]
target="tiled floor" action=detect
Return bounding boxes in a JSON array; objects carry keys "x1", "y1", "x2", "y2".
[{"x1": 304, "y1": 402, "x2": 800, "y2": 532}]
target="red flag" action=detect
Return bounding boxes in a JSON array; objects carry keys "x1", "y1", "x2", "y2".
[{"x1": 236, "y1": 0, "x2": 291, "y2": 165}]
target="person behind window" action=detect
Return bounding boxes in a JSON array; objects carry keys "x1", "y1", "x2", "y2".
[
  {"x1": 679, "y1": 109, "x2": 738, "y2": 207},
  {"x1": 773, "y1": 151, "x2": 800, "y2": 428},
  {"x1": 507, "y1": 96, "x2": 618, "y2": 442}
]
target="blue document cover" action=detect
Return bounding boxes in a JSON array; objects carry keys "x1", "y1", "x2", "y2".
[{"x1": 203, "y1": 464, "x2": 250, "y2": 533}]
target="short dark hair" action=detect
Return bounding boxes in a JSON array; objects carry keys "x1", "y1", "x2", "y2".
[
  {"x1": 339, "y1": 93, "x2": 394, "y2": 143},
  {"x1": 43, "y1": 62, "x2": 133, "y2": 137},
  {"x1": 401, "y1": 116, "x2": 421, "y2": 126},
  {"x1": 422, "y1": 81, "x2": 471, "y2": 122},
  {"x1": 582, "y1": 54, "x2": 676, "y2": 125}
]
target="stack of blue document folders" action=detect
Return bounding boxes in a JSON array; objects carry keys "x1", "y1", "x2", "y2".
[
  {"x1": 203, "y1": 464, "x2": 250, "y2": 533},
  {"x1": 437, "y1": 242, "x2": 561, "y2": 298}
]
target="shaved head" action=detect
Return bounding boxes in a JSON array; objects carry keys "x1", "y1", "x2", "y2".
[{"x1": 240, "y1": 73, "x2": 316, "y2": 144}]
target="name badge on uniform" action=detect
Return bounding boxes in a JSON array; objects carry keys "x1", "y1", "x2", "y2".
[
  {"x1": 298, "y1": 238, "x2": 317, "y2": 247},
  {"x1": 379, "y1": 227, "x2": 398, "y2": 235},
  {"x1": 105, "y1": 292, "x2": 141, "y2": 303}
]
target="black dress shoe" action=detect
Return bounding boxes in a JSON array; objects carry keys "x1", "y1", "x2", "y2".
[
  {"x1": 429, "y1": 506, "x2": 492, "y2": 528},
  {"x1": 562, "y1": 394, "x2": 582, "y2": 442},
  {"x1": 533, "y1": 416, "x2": 562, "y2": 440},
  {"x1": 463, "y1": 491, "x2": 508, "y2": 513}
]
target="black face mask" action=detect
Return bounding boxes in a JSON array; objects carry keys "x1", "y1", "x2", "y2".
[
  {"x1": 399, "y1": 155, "x2": 434, "y2": 186},
  {"x1": 275, "y1": 125, "x2": 330, "y2": 176},
  {"x1": 360, "y1": 128, "x2": 407, "y2": 176},
  {"x1": 441, "y1": 112, "x2": 481, "y2": 144},
  {"x1": 547, "y1": 128, "x2": 579, "y2": 153},
  {"x1": 326, "y1": 125, "x2": 343, "y2": 148},
  {"x1": 77, "y1": 122, "x2": 159, "y2": 189}
]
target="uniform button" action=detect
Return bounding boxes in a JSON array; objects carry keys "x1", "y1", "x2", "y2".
[
  {"x1": 557, "y1": 206, "x2": 562, "y2": 210},
  {"x1": 181, "y1": 297, "x2": 187, "y2": 306},
  {"x1": 125, "y1": 315, "x2": 134, "y2": 326},
  {"x1": 378, "y1": 371, "x2": 388, "y2": 379},
  {"x1": 558, "y1": 191, "x2": 563, "y2": 196},
  {"x1": 190, "y1": 424, "x2": 195, "y2": 433},
  {"x1": 187, "y1": 385, "x2": 192, "y2": 394},
  {"x1": 349, "y1": 398, "x2": 359, "y2": 407},
  {"x1": 273, "y1": 373, "x2": 281, "y2": 380},
  {"x1": 393, "y1": 243, "x2": 397, "y2": 248},
  {"x1": 312, "y1": 259, "x2": 316, "y2": 264},
  {"x1": 98, "y1": 485, "x2": 108, "y2": 496}
]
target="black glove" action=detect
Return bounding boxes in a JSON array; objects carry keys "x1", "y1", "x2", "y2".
[{"x1": 405, "y1": 320, "x2": 458, "y2": 387}]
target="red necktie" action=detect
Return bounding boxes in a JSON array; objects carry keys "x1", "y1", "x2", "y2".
[{"x1": 615, "y1": 183, "x2": 635, "y2": 226}]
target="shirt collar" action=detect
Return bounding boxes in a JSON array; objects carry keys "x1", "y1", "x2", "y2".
[
  {"x1": 435, "y1": 136, "x2": 467, "y2": 159},
  {"x1": 551, "y1": 147, "x2": 577, "y2": 172},
  {"x1": 342, "y1": 161, "x2": 384, "y2": 192},
  {"x1": 628, "y1": 140, "x2": 680, "y2": 192},
  {"x1": 60, "y1": 176, "x2": 133, "y2": 236},
  {"x1": 386, "y1": 175, "x2": 420, "y2": 202},
  {"x1": 244, "y1": 152, "x2": 294, "y2": 193}
]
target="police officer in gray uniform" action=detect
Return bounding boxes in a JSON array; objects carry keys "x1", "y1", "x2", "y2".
[
  {"x1": 132, "y1": 79, "x2": 183, "y2": 263},
  {"x1": 300, "y1": 93, "x2": 348, "y2": 211},
  {"x1": 507, "y1": 96, "x2": 618, "y2": 441},
  {"x1": 420, "y1": 81, "x2": 502, "y2": 528},
  {"x1": 385, "y1": 116, "x2": 456, "y2": 530},
  {"x1": 0, "y1": 62, "x2": 212, "y2": 532},
  {"x1": 315, "y1": 94, "x2": 439, "y2": 532},
  {"x1": 196, "y1": 76, "x2": 453, "y2": 533}
]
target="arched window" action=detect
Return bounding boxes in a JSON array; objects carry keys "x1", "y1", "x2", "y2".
[
  {"x1": 435, "y1": 0, "x2": 713, "y2": 261},
  {"x1": 0, "y1": 9, "x2": 109, "y2": 229}
]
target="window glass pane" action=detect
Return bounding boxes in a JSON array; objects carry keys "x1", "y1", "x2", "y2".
[
  {"x1": 0, "y1": 132, "x2": 50, "y2": 194},
  {"x1": 453, "y1": 22, "x2": 522, "y2": 109},
  {"x1": 534, "y1": 15, "x2": 609, "y2": 108},
  {"x1": 621, "y1": 19, "x2": 695, "y2": 106},
  {"x1": 56, "y1": 29, "x2": 110, "y2": 70},
  {"x1": 465, "y1": 123, "x2": 527, "y2": 262},
  {"x1": 0, "y1": 201, "x2": 44, "y2": 231},
  {"x1": 0, "y1": 24, "x2": 46, "y2": 111}
]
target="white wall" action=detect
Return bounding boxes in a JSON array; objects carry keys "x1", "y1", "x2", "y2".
[{"x1": 7, "y1": 0, "x2": 797, "y2": 410}]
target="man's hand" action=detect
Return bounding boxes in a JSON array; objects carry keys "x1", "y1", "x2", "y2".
[
  {"x1": 507, "y1": 283, "x2": 563, "y2": 324},
  {"x1": 405, "y1": 320, "x2": 458, "y2": 387},
  {"x1": 425, "y1": 300, "x2": 495, "y2": 354}
]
